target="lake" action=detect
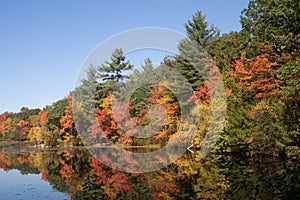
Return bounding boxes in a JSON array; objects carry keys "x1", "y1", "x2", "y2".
[
  {"x1": 0, "y1": 169, "x2": 69, "y2": 200},
  {"x1": 0, "y1": 146, "x2": 299, "y2": 199}
]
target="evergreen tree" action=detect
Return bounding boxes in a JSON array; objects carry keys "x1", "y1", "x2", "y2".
[
  {"x1": 98, "y1": 48, "x2": 133, "y2": 83},
  {"x1": 185, "y1": 10, "x2": 220, "y2": 48},
  {"x1": 74, "y1": 66, "x2": 100, "y2": 109},
  {"x1": 123, "y1": 58, "x2": 154, "y2": 117},
  {"x1": 167, "y1": 11, "x2": 220, "y2": 91}
]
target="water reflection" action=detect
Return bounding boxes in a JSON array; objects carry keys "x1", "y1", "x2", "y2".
[
  {"x1": 0, "y1": 147, "x2": 299, "y2": 199},
  {"x1": 0, "y1": 169, "x2": 69, "y2": 200}
]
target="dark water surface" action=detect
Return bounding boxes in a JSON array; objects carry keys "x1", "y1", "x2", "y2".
[{"x1": 0, "y1": 147, "x2": 299, "y2": 199}]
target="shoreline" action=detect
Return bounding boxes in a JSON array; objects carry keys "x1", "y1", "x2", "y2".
[{"x1": 0, "y1": 140, "x2": 161, "y2": 153}]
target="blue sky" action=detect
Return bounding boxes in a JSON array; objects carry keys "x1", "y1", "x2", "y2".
[{"x1": 0, "y1": 0, "x2": 248, "y2": 113}]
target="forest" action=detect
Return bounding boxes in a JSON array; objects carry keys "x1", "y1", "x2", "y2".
[
  {"x1": 0, "y1": 0, "x2": 299, "y2": 198},
  {"x1": 1, "y1": 0, "x2": 299, "y2": 154}
]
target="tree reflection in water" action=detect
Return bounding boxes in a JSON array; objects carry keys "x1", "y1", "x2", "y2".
[{"x1": 0, "y1": 147, "x2": 299, "y2": 199}]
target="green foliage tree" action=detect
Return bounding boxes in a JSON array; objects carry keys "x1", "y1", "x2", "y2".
[
  {"x1": 10, "y1": 107, "x2": 40, "y2": 121},
  {"x1": 98, "y1": 48, "x2": 133, "y2": 83},
  {"x1": 185, "y1": 10, "x2": 220, "y2": 48},
  {"x1": 208, "y1": 31, "x2": 249, "y2": 72},
  {"x1": 119, "y1": 58, "x2": 154, "y2": 117},
  {"x1": 241, "y1": 0, "x2": 300, "y2": 55},
  {"x1": 45, "y1": 98, "x2": 68, "y2": 133}
]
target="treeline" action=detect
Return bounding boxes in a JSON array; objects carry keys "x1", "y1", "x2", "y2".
[
  {"x1": 0, "y1": 0, "x2": 299, "y2": 157},
  {"x1": 0, "y1": 96, "x2": 80, "y2": 146}
]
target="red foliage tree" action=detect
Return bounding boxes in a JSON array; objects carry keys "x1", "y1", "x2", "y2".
[
  {"x1": 40, "y1": 111, "x2": 48, "y2": 125},
  {"x1": 229, "y1": 45, "x2": 282, "y2": 99},
  {"x1": 17, "y1": 120, "x2": 30, "y2": 140}
]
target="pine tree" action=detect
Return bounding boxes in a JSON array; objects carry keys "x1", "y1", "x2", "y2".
[
  {"x1": 98, "y1": 48, "x2": 133, "y2": 83},
  {"x1": 185, "y1": 11, "x2": 220, "y2": 48}
]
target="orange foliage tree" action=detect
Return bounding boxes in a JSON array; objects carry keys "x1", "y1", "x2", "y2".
[
  {"x1": 17, "y1": 120, "x2": 30, "y2": 140},
  {"x1": 0, "y1": 112, "x2": 9, "y2": 137},
  {"x1": 59, "y1": 96, "x2": 77, "y2": 144},
  {"x1": 229, "y1": 45, "x2": 283, "y2": 99}
]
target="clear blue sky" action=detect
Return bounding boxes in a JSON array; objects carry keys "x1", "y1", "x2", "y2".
[{"x1": 0, "y1": 0, "x2": 248, "y2": 113}]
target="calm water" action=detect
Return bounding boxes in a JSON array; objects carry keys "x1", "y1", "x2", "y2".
[
  {"x1": 0, "y1": 169, "x2": 69, "y2": 200},
  {"x1": 0, "y1": 147, "x2": 299, "y2": 199}
]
